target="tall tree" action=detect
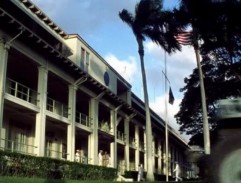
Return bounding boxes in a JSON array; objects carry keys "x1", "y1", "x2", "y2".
[
  {"x1": 174, "y1": 0, "x2": 241, "y2": 145},
  {"x1": 119, "y1": 0, "x2": 180, "y2": 180},
  {"x1": 175, "y1": 46, "x2": 241, "y2": 145},
  {"x1": 178, "y1": 0, "x2": 241, "y2": 55},
  {"x1": 174, "y1": 0, "x2": 241, "y2": 154}
]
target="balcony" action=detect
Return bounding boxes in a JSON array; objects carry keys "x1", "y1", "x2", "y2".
[
  {"x1": 45, "y1": 148, "x2": 68, "y2": 160},
  {"x1": 76, "y1": 111, "x2": 91, "y2": 127},
  {"x1": 117, "y1": 131, "x2": 125, "y2": 142},
  {"x1": 75, "y1": 155, "x2": 92, "y2": 165},
  {"x1": 6, "y1": 78, "x2": 38, "y2": 105},
  {"x1": 129, "y1": 162, "x2": 136, "y2": 171},
  {"x1": 1, "y1": 138, "x2": 37, "y2": 156},
  {"x1": 99, "y1": 121, "x2": 113, "y2": 135},
  {"x1": 139, "y1": 142, "x2": 145, "y2": 151},
  {"x1": 47, "y1": 97, "x2": 68, "y2": 118},
  {"x1": 129, "y1": 137, "x2": 136, "y2": 148},
  {"x1": 118, "y1": 160, "x2": 126, "y2": 175}
]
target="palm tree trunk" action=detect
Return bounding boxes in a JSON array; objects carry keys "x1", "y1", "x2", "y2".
[{"x1": 137, "y1": 37, "x2": 154, "y2": 181}]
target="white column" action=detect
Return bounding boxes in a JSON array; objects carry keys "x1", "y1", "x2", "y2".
[
  {"x1": 0, "y1": 39, "x2": 8, "y2": 145},
  {"x1": 152, "y1": 137, "x2": 155, "y2": 172},
  {"x1": 35, "y1": 66, "x2": 48, "y2": 156},
  {"x1": 67, "y1": 85, "x2": 77, "y2": 161},
  {"x1": 158, "y1": 141, "x2": 162, "y2": 174},
  {"x1": 88, "y1": 98, "x2": 99, "y2": 165},
  {"x1": 144, "y1": 129, "x2": 147, "y2": 170},
  {"x1": 110, "y1": 110, "x2": 117, "y2": 168},
  {"x1": 124, "y1": 117, "x2": 130, "y2": 171},
  {"x1": 135, "y1": 125, "x2": 139, "y2": 170}
]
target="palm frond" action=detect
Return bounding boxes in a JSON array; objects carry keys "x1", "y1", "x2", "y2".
[{"x1": 119, "y1": 9, "x2": 134, "y2": 29}]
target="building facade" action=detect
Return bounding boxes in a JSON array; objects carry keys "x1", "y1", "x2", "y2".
[{"x1": 0, "y1": 0, "x2": 193, "y2": 178}]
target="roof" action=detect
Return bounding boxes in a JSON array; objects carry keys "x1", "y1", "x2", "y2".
[{"x1": 17, "y1": 0, "x2": 68, "y2": 38}]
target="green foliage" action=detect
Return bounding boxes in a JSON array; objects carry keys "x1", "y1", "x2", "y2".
[
  {"x1": 177, "y1": 0, "x2": 241, "y2": 54},
  {"x1": 0, "y1": 150, "x2": 117, "y2": 180},
  {"x1": 0, "y1": 176, "x2": 204, "y2": 183},
  {"x1": 119, "y1": 0, "x2": 181, "y2": 54},
  {"x1": 173, "y1": 0, "x2": 241, "y2": 147},
  {"x1": 175, "y1": 48, "x2": 241, "y2": 145}
]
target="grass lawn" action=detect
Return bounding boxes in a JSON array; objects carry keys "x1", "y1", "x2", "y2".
[
  {"x1": 0, "y1": 177, "x2": 111, "y2": 183},
  {"x1": 0, "y1": 176, "x2": 203, "y2": 183}
]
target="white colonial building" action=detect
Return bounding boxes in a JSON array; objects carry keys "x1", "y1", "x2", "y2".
[{"x1": 0, "y1": 0, "x2": 194, "y2": 178}]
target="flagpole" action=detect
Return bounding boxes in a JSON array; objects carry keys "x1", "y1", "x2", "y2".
[
  {"x1": 176, "y1": 29, "x2": 211, "y2": 155},
  {"x1": 164, "y1": 50, "x2": 169, "y2": 182},
  {"x1": 193, "y1": 29, "x2": 211, "y2": 155}
]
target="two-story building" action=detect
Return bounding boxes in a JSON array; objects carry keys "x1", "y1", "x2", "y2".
[{"x1": 0, "y1": 0, "x2": 193, "y2": 178}]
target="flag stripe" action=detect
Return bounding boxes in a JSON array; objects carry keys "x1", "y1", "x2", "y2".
[{"x1": 175, "y1": 31, "x2": 193, "y2": 45}]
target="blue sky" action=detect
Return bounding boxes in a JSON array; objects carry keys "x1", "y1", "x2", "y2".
[{"x1": 31, "y1": 0, "x2": 197, "y2": 140}]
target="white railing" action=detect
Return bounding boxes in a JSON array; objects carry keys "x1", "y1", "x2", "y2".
[
  {"x1": 118, "y1": 160, "x2": 126, "y2": 175},
  {"x1": 129, "y1": 137, "x2": 136, "y2": 148},
  {"x1": 99, "y1": 121, "x2": 113, "y2": 135},
  {"x1": 47, "y1": 97, "x2": 68, "y2": 118},
  {"x1": 139, "y1": 141, "x2": 145, "y2": 151},
  {"x1": 129, "y1": 162, "x2": 136, "y2": 171},
  {"x1": 75, "y1": 155, "x2": 92, "y2": 164},
  {"x1": 117, "y1": 131, "x2": 125, "y2": 142},
  {"x1": 1, "y1": 138, "x2": 37, "y2": 155},
  {"x1": 76, "y1": 112, "x2": 91, "y2": 127},
  {"x1": 45, "y1": 148, "x2": 68, "y2": 160},
  {"x1": 6, "y1": 78, "x2": 38, "y2": 105}
]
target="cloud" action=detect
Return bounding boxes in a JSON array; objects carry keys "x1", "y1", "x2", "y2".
[
  {"x1": 150, "y1": 95, "x2": 190, "y2": 141},
  {"x1": 104, "y1": 53, "x2": 140, "y2": 84},
  {"x1": 145, "y1": 41, "x2": 196, "y2": 99}
]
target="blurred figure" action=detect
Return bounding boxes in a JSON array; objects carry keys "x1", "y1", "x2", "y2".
[
  {"x1": 137, "y1": 164, "x2": 144, "y2": 181},
  {"x1": 75, "y1": 149, "x2": 80, "y2": 162},
  {"x1": 98, "y1": 150, "x2": 103, "y2": 166},
  {"x1": 103, "y1": 151, "x2": 109, "y2": 167},
  {"x1": 173, "y1": 162, "x2": 182, "y2": 182}
]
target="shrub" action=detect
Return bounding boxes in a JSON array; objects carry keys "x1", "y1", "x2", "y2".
[{"x1": 0, "y1": 150, "x2": 117, "y2": 180}]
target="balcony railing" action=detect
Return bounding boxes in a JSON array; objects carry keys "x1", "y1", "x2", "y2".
[
  {"x1": 139, "y1": 141, "x2": 145, "y2": 151},
  {"x1": 129, "y1": 162, "x2": 136, "y2": 171},
  {"x1": 76, "y1": 112, "x2": 91, "y2": 127},
  {"x1": 45, "y1": 148, "x2": 68, "y2": 160},
  {"x1": 75, "y1": 155, "x2": 91, "y2": 164},
  {"x1": 47, "y1": 97, "x2": 68, "y2": 118},
  {"x1": 118, "y1": 160, "x2": 126, "y2": 175},
  {"x1": 99, "y1": 121, "x2": 113, "y2": 135},
  {"x1": 1, "y1": 138, "x2": 37, "y2": 156},
  {"x1": 117, "y1": 131, "x2": 125, "y2": 142},
  {"x1": 6, "y1": 78, "x2": 38, "y2": 105},
  {"x1": 129, "y1": 137, "x2": 136, "y2": 148}
]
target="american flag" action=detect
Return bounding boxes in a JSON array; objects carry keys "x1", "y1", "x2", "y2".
[{"x1": 175, "y1": 31, "x2": 193, "y2": 45}]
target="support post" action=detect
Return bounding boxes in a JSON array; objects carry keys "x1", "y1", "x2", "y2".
[{"x1": 0, "y1": 38, "x2": 9, "y2": 146}]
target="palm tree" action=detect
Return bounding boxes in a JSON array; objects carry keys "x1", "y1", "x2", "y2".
[
  {"x1": 173, "y1": 0, "x2": 214, "y2": 155},
  {"x1": 119, "y1": 0, "x2": 180, "y2": 180},
  {"x1": 175, "y1": 0, "x2": 241, "y2": 155},
  {"x1": 174, "y1": 1, "x2": 241, "y2": 182}
]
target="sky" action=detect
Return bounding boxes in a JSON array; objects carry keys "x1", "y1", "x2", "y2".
[{"x1": 30, "y1": 0, "x2": 197, "y2": 141}]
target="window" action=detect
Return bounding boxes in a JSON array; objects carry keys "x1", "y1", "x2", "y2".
[
  {"x1": 80, "y1": 47, "x2": 90, "y2": 70},
  {"x1": 81, "y1": 48, "x2": 85, "y2": 62},
  {"x1": 86, "y1": 52, "x2": 90, "y2": 66}
]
